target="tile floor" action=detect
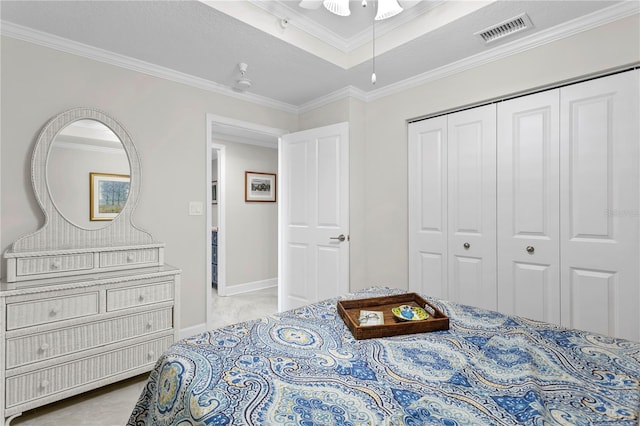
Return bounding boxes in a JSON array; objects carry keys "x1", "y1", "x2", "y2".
[{"x1": 10, "y1": 286, "x2": 278, "y2": 426}]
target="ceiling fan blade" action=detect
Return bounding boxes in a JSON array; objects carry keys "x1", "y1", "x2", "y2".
[{"x1": 298, "y1": 0, "x2": 323, "y2": 9}]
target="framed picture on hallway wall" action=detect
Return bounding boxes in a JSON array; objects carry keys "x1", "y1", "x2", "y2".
[
  {"x1": 245, "y1": 171, "x2": 276, "y2": 202},
  {"x1": 212, "y1": 181, "x2": 218, "y2": 204}
]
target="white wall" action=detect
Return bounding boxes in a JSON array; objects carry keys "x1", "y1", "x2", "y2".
[
  {"x1": 1, "y1": 13, "x2": 638, "y2": 331},
  {"x1": 298, "y1": 13, "x2": 639, "y2": 293},
  {"x1": 48, "y1": 143, "x2": 129, "y2": 229},
  {"x1": 0, "y1": 36, "x2": 298, "y2": 330},
  {"x1": 360, "y1": 14, "x2": 640, "y2": 291},
  {"x1": 215, "y1": 140, "x2": 278, "y2": 290}
]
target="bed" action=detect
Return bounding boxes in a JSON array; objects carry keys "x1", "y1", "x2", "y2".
[{"x1": 128, "y1": 287, "x2": 640, "y2": 425}]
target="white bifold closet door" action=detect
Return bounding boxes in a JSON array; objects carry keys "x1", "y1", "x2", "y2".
[
  {"x1": 409, "y1": 105, "x2": 497, "y2": 311},
  {"x1": 447, "y1": 106, "x2": 497, "y2": 310},
  {"x1": 559, "y1": 71, "x2": 639, "y2": 341},
  {"x1": 408, "y1": 116, "x2": 449, "y2": 300},
  {"x1": 409, "y1": 70, "x2": 638, "y2": 340},
  {"x1": 497, "y1": 90, "x2": 561, "y2": 324}
]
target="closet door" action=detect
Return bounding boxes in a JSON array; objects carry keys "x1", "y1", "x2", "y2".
[
  {"x1": 497, "y1": 90, "x2": 560, "y2": 324},
  {"x1": 560, "y1": 71, "x2": 639, "y2": 341},
  {"x1": 408, "y1": 116, "x2": 448, "y2": 298},
  {"x1": 447, "y1": 105, "x2": 497, "y2": 310}
]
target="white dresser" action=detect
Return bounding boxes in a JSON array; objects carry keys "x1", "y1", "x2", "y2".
[
  {"x1": 0, "y1": 266, "x2": 180, "y2": 425},
  {"x1": 2, "y1": 108, "x2": 183, "y2": 425}
]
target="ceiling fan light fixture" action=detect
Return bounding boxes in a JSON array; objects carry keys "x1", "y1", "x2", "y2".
[
  {"x1": 375, "y1": 0, "x2": 403, "y2": 20},
  {"x1": 323, "y1": 0, "x2": 350, "y2": 16}
]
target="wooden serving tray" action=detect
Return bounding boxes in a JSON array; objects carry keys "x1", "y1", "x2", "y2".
[{"x1": 337, "y1": 293, "x2": 449, "y2": 340}]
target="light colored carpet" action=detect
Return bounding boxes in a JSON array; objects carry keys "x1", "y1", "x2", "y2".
[{"x1": 10, "y1": 286, "x2": 278, "y2": 426}]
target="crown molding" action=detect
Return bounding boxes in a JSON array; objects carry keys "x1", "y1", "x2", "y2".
[
  {"x1": 363, "y1": 1, "x2": 640, "y2": 103},
  {"x1": 298, "y1": 85, "x2": 367, "y2": 114},
  {"x1": 300, "y1": 1, "x2": 639, "y2": 111},
  {"x1": 248, "y1": 0, "x2": 349, "y2": 52},
  {"x1": 2, "y1": 1, "x2": 637, "y2": 116},
  {"x1": 345, "y1": 0, "x2": 445, "y2": 51},
  {"x1": 247, "y1": 0, "x2": 443, "y2": 53},
  {"x1": 0, "y1": 20, "x2": 300, "y2": 115}
]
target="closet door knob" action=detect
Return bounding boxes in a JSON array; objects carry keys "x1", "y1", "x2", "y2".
[
  {"x1": 526, "y1": 246, "x2": 535, "y2": 254},
  {"x1": 463, "y1": 242, "x2": 470, "y2": 249}
]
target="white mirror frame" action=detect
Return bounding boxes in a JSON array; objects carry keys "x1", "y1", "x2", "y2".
[{"x1": 4, "y1": 108, "x2": 162, "y2": 283}]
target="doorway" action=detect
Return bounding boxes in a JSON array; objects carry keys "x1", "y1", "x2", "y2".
[{"x1": 205, "y1": 114, "x2": 286, "y2": 330}]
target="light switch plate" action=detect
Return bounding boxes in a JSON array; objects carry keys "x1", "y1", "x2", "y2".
[{"x1": 189, "y1": 201, "x2": 204, "y2": 216}]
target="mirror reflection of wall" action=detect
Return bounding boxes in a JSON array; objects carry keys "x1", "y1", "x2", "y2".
[{"x1": 46, "y1": 119, "x2": 130, "y2": 230}]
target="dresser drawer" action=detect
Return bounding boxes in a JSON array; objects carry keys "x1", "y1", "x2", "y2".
[
  {"x1": 6, "y1": 308, "x2": 174, "y2": 369},
  {"x1": 5, "y1": 335, "x2": 174, "y2": 408},
  {"x1": 16, "y1": 253, "x2": 94, "y2": 277},
  {"x1": 106, "y1": 280, "x2": 174, "y2": 311},
  {"x1": 99, "y1": 248, "x2": 159, "y2": 268},
  {"x1": 6, "y1": 292, "x2": 99, "y2": 330}
]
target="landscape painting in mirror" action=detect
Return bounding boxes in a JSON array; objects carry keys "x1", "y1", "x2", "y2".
[{"x1": 90, "y1": 172, "x2": 130, "y2": 221}]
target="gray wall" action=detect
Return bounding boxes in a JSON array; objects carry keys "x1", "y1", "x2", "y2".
[
  {"x1": 1, "y1": 14, "x2": 638, "y2": 331},
  {"x1": 216, "y1": 141, "x2": 278, "y2": 290},
  {"x1": 0, "y1": 37, "x2": 297, "y2": 330},
  {"x1": 48, "y1": 143, "x2": 129, "y2": 229},
  {"x1": 299, "y1": 15, "x2": 640, "y2": 291}
]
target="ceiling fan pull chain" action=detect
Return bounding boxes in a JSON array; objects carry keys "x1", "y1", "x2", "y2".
[{"x1": 371, "y1": 17, "x2": 377, "y2": 84}]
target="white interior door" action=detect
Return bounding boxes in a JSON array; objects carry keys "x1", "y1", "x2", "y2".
[
  {"x1": 279, "y1": 122, "x2": 349, "y2": 311},
  {"x1": 408, "y1": 116, "x2": 448, "y2": 298},
  {"x1": 447, "y1": 105, "x2": 497, "y2": 310},
  {"x1": 560, "y1": 71, "x2": 639, "y2": 341},
  {"x1": 497, "y1": 90, "x2": 561, "y2": 324}
]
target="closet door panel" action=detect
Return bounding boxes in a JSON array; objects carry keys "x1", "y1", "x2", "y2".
[
  {"x1": 448, "y1": 105, "x2": 496, "y2": 310},
  {"x1": 497, "y1": 90, "x2": 560, "y2": 324},
  {"x1": 408, "y1": 117, "x2": 448, "y2": 298},
  {"x1": 560, "y1": 70, "x2": 639, "y2": 341}
]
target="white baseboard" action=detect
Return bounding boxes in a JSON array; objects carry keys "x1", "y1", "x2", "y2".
[
  {"x1": 220, "y1": 277, "x2": 277, "y2": 296},
  {"x1": 179, "y1": 323, "x2": 208, "y2": 340}
]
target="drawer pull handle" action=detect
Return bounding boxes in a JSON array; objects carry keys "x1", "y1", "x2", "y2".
[
  {"x1": 147, "y1": 350, "x2": 155, "y2": 359},
  {"x1": 463, "y1": 242, "x2": 470, "y2": 249},
  {"x1": 39, "y1": 343, "x2": 50, "y2": 352},
  {"x1": 526, "y1": 245, "x2": 535, "y2": 254},
  {"x1": 146, "y1": 321, "x2": 154, "y2": 329},
  {"x1": 39, "y1": 379, "x2": 50, "y2": 389},
  {"x1": 138, "y1": 295, "x2": 145, "y2": 302},
  {"x1": 50, "y1": 260, "x2": 61, "y2": 269},
  {"x1": 49, "y1": 307, "x2": 59, "y2": 316},
  {"x1": 127, "y1": 254, "x2": 135, "y2": 262}
]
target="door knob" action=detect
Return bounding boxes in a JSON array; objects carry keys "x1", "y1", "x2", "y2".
[
  {"x1": 526, "y1": 246, "x2": 535, "y2": 254},
  {"x1": 330, "y1": 234, "x2": 346, "y2": 242},
  {"x1": 463, "y1": 242, "x2": 470, "y2": 249}
]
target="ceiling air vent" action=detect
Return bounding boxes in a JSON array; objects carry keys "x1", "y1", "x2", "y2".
[{"x1": 475, "y1": 13, "x2": 533, "y2": 44}]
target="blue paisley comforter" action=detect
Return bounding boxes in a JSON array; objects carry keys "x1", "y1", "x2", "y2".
[{"x1": 128, "y1": 287, "x2": 640, "y2": 425}]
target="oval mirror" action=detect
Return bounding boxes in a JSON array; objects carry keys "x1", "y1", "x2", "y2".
[{"x1": 46, "y1": 119, "x2": 131, "y2": 230}]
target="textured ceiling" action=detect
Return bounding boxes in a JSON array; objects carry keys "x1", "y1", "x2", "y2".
[{"x1": 0, "y1": 0, "x2": 629, "y2": 108}]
